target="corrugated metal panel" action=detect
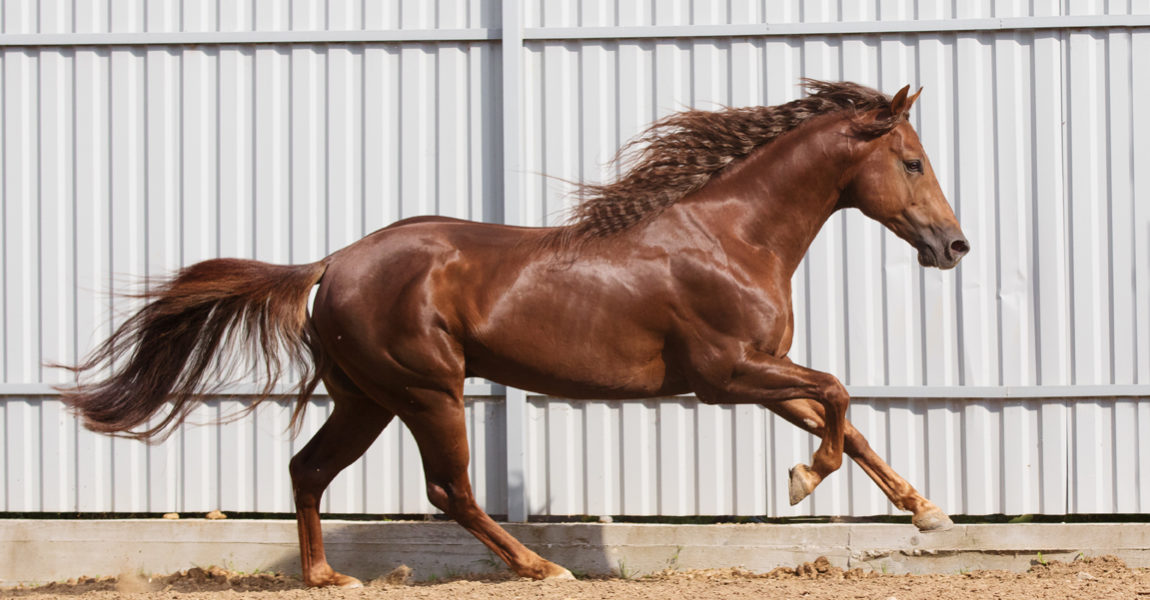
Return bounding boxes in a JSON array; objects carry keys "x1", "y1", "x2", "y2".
[
  {"x1": 0, "y1": 396, "x2": 504, "y2": 513},
  {"x1": 1, "y1": 40, "x2": 499, "y2": 382},
  {"x1": 0, "y1": 28, "x2": 504, "y2": 513},
  {"x1": 523, "y1": 396, "x2": 1150, "y2": 517},
  {"x1": 1, "y1": 2, "x2": 1147, "y2": 517}
]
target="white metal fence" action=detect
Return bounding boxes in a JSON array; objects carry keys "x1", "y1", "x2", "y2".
[{"x1": 1, "y1": 1, "x2": 1147, "y2": 519}]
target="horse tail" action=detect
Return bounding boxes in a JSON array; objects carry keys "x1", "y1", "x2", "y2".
[{"x1": 58, "y1": 258, "x2": 329, "y2": 443}]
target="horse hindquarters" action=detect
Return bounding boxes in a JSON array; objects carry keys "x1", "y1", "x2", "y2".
[
  {"x1": 308, "y1": 238, "x2": 575, "y2": 582},
  {"x1": 54, "y1": 256, "x2": 410, "y2": 585}
]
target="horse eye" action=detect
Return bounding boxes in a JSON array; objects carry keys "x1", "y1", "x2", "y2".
[{"x1": 904, "y1": 159, "x2": 923, "y2": 174}]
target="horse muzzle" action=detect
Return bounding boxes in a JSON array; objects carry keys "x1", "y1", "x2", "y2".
[{"x1": 916, "y1": 231, "x2": 970, "y2": 270}]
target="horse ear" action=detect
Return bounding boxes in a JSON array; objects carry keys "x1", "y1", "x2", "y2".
[
  {"x1": 904, "y1": 86, "x2": 923, "y2": 113},
  {"x1": 889, "y1": 84, "x2": 912, "y2": 115}
]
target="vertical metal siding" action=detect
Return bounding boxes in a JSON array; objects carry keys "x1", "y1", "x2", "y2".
[
  {"x1": 1, "y1": 2, "x2": 1147, "y2": 518},
  {"x1": 0, "y1": 0, "x2": 507, "y2": 512}
]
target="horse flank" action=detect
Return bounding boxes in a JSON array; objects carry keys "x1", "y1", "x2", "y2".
[{"x1": 561, "y1": 79, "x2": 903, "y2": 241}]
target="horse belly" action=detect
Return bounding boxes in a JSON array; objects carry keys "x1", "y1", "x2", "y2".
[
  {"x1": 464, "y1": 322, "x2": 683, "y2": 400},
  {"x1": 468, "y1": 356, "x2": 682, "y2": 400}
]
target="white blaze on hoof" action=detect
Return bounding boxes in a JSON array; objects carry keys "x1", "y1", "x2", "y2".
[
  {"x1": 546, "y1": 568, "x2": 576, "y2": 580},
  {"x1": 912, "y1": 506, "x2": 955, "y2": 532},
  {"x1": 788, "y1": 463, "x2": 817, "y2": 505}
]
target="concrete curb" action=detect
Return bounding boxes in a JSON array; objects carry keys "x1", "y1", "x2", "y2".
[{"x1": 2, "y1": 519, "x2": 1148, "y2": 586}]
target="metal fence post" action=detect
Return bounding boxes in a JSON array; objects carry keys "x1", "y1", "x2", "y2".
[{"x1": 500, "y1": 0, "x2": 529, "y2": 523}]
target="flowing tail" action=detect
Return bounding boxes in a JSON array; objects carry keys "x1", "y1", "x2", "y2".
[{"x1": 59, "y1": 258, "x2": 329, "y2": 442}]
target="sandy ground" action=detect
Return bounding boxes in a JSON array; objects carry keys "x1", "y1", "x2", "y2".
[{"x1": 4, "y1": 555, "x2": 1148, "y2": 600}]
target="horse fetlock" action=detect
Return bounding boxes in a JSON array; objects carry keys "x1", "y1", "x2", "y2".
[
  {"x1": 788, "y1": 463, "x2": 820, "y2": 505},
  {"x1": 821, "y1": 450, "x2": 844, "y2": 473}
]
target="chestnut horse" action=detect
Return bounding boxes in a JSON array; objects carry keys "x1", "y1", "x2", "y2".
[{"x1": 61, "y1": 81, "x2": 968, "y2": 586}]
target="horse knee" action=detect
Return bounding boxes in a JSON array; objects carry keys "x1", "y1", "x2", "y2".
[
  {"x1": 819, "y1": 378, "x2": 849, "y2": 416},
  {"x1": 813, "y1": 379, "x2": 849, "y2": 474}
]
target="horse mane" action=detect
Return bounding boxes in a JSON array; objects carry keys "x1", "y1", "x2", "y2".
[{"x1": 557, "y1": 79, "x2": 902, "y2": 241}]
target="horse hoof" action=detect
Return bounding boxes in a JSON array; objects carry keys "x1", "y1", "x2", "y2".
[
  {"x1": 546, "y1": 568, "x2": 576, "y2": 581},
  {"x1": 304, "y1": 570, "x2": 363, "y2": 588},
  {"x1": 912, "y1": 506, "x2": 954, "y2": 532},
  {"x1": 325, "y1": 573, "x2": 363, "y2": 588},
  {"x1": 788, "y1": 464, "x2": 817, "y2": 505}
]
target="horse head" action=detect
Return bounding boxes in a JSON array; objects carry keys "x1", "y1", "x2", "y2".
[{"x1": 842, "y1": 85, "x2": 970, "y2": 270}]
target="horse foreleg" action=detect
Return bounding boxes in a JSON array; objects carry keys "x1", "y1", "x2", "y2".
[
  {"x1": 766, "y1": 398, "x2": 953, "y2": 532},
  {"x1": 290, "y1": 395, "x2": 393, "y2": 587},
  {"x1": 693, "y1": 352, "x2": 848, "y2": 505},
  {"x1": 404, "y1": 391, "x2": 574, "y2": 580}
]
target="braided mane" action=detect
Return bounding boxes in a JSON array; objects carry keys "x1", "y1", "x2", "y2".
[{"x1": 559, "y1": 80, "x2": 902, "y2": 240}]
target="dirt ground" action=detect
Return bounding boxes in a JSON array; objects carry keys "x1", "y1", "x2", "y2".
[{"x1": 4, "y1": 555, "x2": 1148, "y2": 600}]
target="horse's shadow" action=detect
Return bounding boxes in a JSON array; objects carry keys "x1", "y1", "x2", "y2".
[{"x1": 258, "y1": 519, "x2": 623, "y2": 584}]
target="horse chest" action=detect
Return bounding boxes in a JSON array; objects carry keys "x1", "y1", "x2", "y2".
[
  {"x1": 743, "y1": 300, "x2": 795, "y2": 358},
  {"x1": 683, "y1": 283, "x2": 794, "y2": 359},
  {"x1": 740, "y1": 268, "x2": 796, "y2": 357},
  {"x1": 707, "y1": 261, "x2": 793, "y2": 348}
]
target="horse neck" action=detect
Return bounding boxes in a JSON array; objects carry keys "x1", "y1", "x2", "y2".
[{"x1": 671, "y1": 113, "x2": 859, "y2": 276}]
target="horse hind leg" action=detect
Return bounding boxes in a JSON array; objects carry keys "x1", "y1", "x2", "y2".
[
  {"x1": 401, "y1": 388, "x2": 574, "y2": 580},
  {"x1": 290, "y1": 374, "x2": 394, "y2": 588}
]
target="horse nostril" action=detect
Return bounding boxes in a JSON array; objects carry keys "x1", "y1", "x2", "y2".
[{"x1": 951, "y1": 239, "x2": 970, "y2": 255}]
